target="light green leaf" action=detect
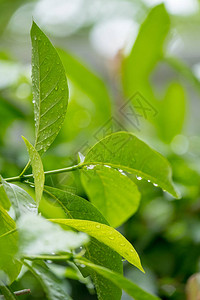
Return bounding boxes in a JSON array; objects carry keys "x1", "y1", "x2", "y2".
[
  {"x1": 84, "y1": 132, "x2": 179, "y2": 198},
  {"x1": 17, "y1": 214, "x2": 88, "y2": 257},
  {"x1": 76, "y1": 258, "x2": 160, "y2": 300},
  {"x1": 1, "y1": 177, "x2": 37, "y2": 219},
  {"x1": 57, "y1": 48, "x2": 111, "y2": 123},
  {"x1": 0, "y1": 206, "x2": 21, "y2": 284},
  {"x1": 122, "y1": 4, "x2": 170, "y2": 115},
  {"x1": 31, "y1": 22, "x2": 69, "y2": 155},
  {"x1": 81, "y1": 165, "x2": 141, "y2": 227},
  {"x1": 43, "y1": 186, "x2": 122, "y2": 300},
  {"x1": 22, "y1": 137, "x2": 45, "y2": 204},
  {"x1": 0, "y1": 284, "x2": 16, "y2": 300},
  {"x1": 24, "y1": 261, "x2": 71, "y2": 300},
  {"x1": 157, "y1": 82, "x2": 186, "y2": 143},
  {"x1": 50, "y1": 219, "x2": 144, "y2": 272}
]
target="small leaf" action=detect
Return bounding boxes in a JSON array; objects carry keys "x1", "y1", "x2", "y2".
[
  {"x1": 0, "y1": 206, "x2": 21, "y2": 284},
  {"x1": 76, "y1": 258, "x2": 160, "y2": 300},
  {"x1": 50, "y1": 219, "x2": 144, "y2": 272},
  {"x1": 84, "y1": 132, "x2": 179, "y2": 198},
  {"x1": 43, "y1": 186, "x2": 122, "y2": 299},
  {"x1": 1, "y1": 177, "x2": 37, "y2": 219},
  {"x1": 22, "y1": 137, "x2": 45, "y2": 204},
  {"x1": 17, "y1": 214, "x2": 88, "y2": 257},
  {"x1": 81, "y1": 165, "x2": 141, "y2": 227},
  {"x1": 31, "y1": 22, "x2": 69, "y2": 155},
  {"x1": 24, "y1": 261, "x2": 71, "y2": 300}
]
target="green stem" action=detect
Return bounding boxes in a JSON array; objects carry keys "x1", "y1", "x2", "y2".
[
  {"x1": 4, "y1": 164, "x2": 83, "y2": 183},
  {"x1": 23, "y1": 254, "x2": 73, "y2": 261},
  {"x1": 19, "y1": 160, "x2": 31, "y2": 177}
]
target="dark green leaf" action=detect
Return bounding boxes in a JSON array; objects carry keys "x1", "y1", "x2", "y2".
[
  {"x1": 43, "y1": 186, "x2": 122, "y2": 300},
  {"x1": 31, "y1": 22, "x2": 69, "y2": 155},
  {"x1": 24, "y1": 261, "x2": 71, "y2": 300},
  {"x1": 84, "y1": 132, "x2": 179, "y2": 198},
  {"x1": 81, "y1": 165, "x2": 141, "y2": 227},
  {"x1": 0, "y1": 284, "x2": 16, "y2": 300},
  {"x1": 76, "y1": 258, "x2": 160, "y2": 300}
]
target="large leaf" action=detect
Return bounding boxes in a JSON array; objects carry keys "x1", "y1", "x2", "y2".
[
  {"x1": 76, "y1": 258, "x2": 160, "y2": 300},
  {"x1": 50, "y1": 219, "x2": 143, "y2": 272},
  {"x1": 17, "y1": 214, "x2": 88, "y2": 257},
  {"x1": 81, "y1": 165, "x2": 141, "y2": 227},
  {"x1": 0, "y1": 206, "x2": 21, "y2": 284},
  {"x1": 22, "y1": 137, "x2": 44, "y2": 204},
  {"x1": 24, "y1": 261, "x2": 71, "y2": 300},
  {"x1": 1, "y1": 177, "x2": 37, "y2": 219},
  {"x1": 83, "y1": 132, "x2": 179, "y2": 198},
  {"x1": 43, "y1": 186, "x2": 122, "y2": 300},
  {"x1": 31, "y1": 22, "x2": 69, "y2": 155},
  {"x1": 57, "y1": 49, "x2": 111, "y2": 124},
  {"x1": 157, "y1": 82, "x2": 186, "y2": 143}
]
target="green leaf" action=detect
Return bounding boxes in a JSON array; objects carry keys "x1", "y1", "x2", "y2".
[
  {"x1": 57, "y1": 48, "x2": 111, "y2": 123},
  {"x1": 22, "y1": 137, "x2": 45, "y2": 205},
  {"x1": 0, "y1": 184, "x2": 10, "y2": 211},
  {"x1": 157, "y1": 82, "x2": 186, "y2": 143},
  {"x1": 76, "y1": 258, "x2": 160, "y2": 300},
  {"x1": 81, "y1": 165, "x2": 141, "y2": 227},
  {"x1": 31, "y1": 22, "x2": 69, "y2": 155},
  {"x1": 17, "y1": 214, "x2": 88, "y2": 257},
  {"x1": 24, "y1": 261, "x2": 71, "y2": 300},
  {"x1": 84, "y1": 132, "x2": 179, "y2": 198},
  {"x1": 43, "y1": 186, "x2": 122, "y2": 300},
  {"x1": 122, "y1": 4, "x2": 170, "y2": 114},
  {"x1": 50, "y1": 219, "x2": 144, "y2": 272},
  {"x1": 1, "y1": 177, "x2": 37, "y2": 219},
  {"x1": 0, "y1": 206, "x2": 21, "y2": 284},
  {"x1": 0, "y1": 284, "x2": 16, "y2": 300}
]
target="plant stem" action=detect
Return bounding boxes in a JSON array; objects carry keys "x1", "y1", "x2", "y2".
[
  {"x1": 4, "y1": 164, "x2": 83, "y2": 183},
  {"x1": 14, "y1": 289, "x2": 31, "y2": 296}
]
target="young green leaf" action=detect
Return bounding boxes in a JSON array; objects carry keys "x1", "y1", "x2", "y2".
[
  {"x1": 81, "y1": 165, "x2": 141, "y2": 227},
  {"x1": 43, "y1": 186, "x2": 122, "y2": 300},
  {"x1": 57, "y1": 48, "x2": 111, "y2": 124},
  {"x1": 0, "y1": 284, "x2": 16, "y2": 300},
  {"x1": 17, "y1": 214, "x2": 88, "y2": 257},
  {"x1": 24, "y1": 261, "x2": 71, "y2": 300},
  {"x1": 1, "y1": 177, "x2": 37, "y2": 219},
  {"x1": 50, "y1": 219, "x2": 144, "y2": 272},
  {"x1": 157, "y1": 82, "x2": 186, "y2": 143},
  {"x1": 122, "y1": 4, "x2": 170, "y2": 103},
  {"x1": 76, "y1": 258, "x2": 160, "y2": 300},
  {"x1": 31, "y1": 22, "x2": 69, "y2": 155},
  {"x1": 0, "y1": 206, "x2": 21, "y2": 284},
  {"x1": 84, "y1": 132, "x2": 179, "y2": 198},
  {"x1": 22, "y1": 137, "x2": 44, "y2": 204}
]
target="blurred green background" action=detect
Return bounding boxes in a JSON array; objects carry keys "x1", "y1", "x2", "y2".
[{"x1": 1, "y1": 0, "x2": 200, "y2": 299}]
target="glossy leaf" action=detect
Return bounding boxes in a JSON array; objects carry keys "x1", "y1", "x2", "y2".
[
  {"x1": 0, "y1": 206, "x2": 21, "y2": 284},
  {"x1": 81, "y1": 165, "x2": 141, "y2": 227},
  {"x1": 43, "y1": 186, "x2": 122, "y2": 300},
  {"x1": 76, "y1": 258, "x2": 160, "y2": 300},
  {"x1": 157, "y1": 82, "x2": 186, "y2": 143},
  {"x1": 24, "y1": 261, "x2": 71, "y2": 300},
  {"x1": 31, "y1": 22, "x2": 69, "y2": 155},
  {"x1": 17, "y1": 214, "x2": 88, "y2": 257},
  {"x1": 1, "y1": 177, "x2": 37, "y2": 219},
  {"x1": 84, "y1": 132, "x2": 179, "y2": 198},
  {"x1": 50, "y1": 219, "x2": 144, "y2": 272},
  {"x1": 22, "y1": 137, "x2": 45, "y2": 204}
]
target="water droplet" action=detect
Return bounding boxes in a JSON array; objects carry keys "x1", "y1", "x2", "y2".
[
  {"x1": 55, "y1": 86, "x2": 58, "y2": 91},
  {"x1": 148, "y1": 180, "x2": 151, "y2": 183},
  {"x1": 96, "y1": 225, "x2": 101, "y2": 229},
  {"x1": 153, "y1": 183, "x2": 158, "y2": 187},
  {"x1": 109, "y1": 236, "x2": 114, "y2": 240},
  {"x1": 136, "y1": 176, "x2": 142, "y2": 180},
  {"x1": 130, "y1": 249, "x2": 134, "y2": 253},
  {"x1": 34, "y1": 36, "x2": 37, "y2": 40},
  {"x1": 120, "y1": 243, "x2": 125, "y2": 246}
]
